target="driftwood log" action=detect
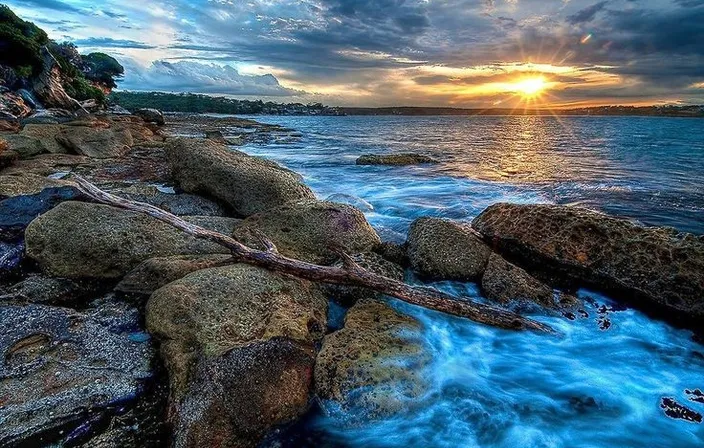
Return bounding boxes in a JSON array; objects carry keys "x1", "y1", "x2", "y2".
[{"x1": 73, "y1": 176, "x2": 554, "y2": 333}]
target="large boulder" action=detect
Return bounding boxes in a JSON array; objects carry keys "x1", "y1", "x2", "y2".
[
  {"x1": 134, "y1": 108, "x2": 165, "y2": 126},
  {"x1": 115, "y1": 254, "x2": 233, "y2": 295},
  {"x1": 481, "y1": 253, "x2": 578, "y2": 310},
  {"x1": 19, "y1": 123, "x2": 67, "y2": 154},
  {"x1": 56, "y1": 123, "x2": 133, "y2": 158},
  {"x1": 473, "y1": 203, "x2": 704, "y2": 321},
  {"x1": 406, "y1": 217, "x2": 491, "y2": 281},
  {"x1": 232, "y1": 200, "x2": 381, "y2": 265},
  {"x1": 0, "y1": 133, "x2": 45, "y2": 158},
  {"x1": 315, "y1": 300, "x2": 429, "y2": 423},
  {"x1": 356, "y1": 153, "x2": 439, "y2": 166},
  {"x1": 25, "y1": 201, "x2": 239, "y2": 279},
  {"x1": 146, "y1": 264, "x2": 327, "y2": 447},
  {"x1": 165, "y1": 138, "x2": 316, "y2": 217},
  {"x1": 0, "y1": 301, "x2": 155, "y2": 446}
]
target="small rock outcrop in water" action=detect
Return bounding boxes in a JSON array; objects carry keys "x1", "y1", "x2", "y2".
[
  {"x1": 406, "y1": 217, "x2": 491, "y2": 280},
  {"x1": 232, "y1": 200, "x2": 381, "y2": 264},
  {"x1": 146, "y1": 264, "x2": 327, "y2": 446},
  {"x1": 115, "y1": 254, "x2": 234, "y2": 295},
  {"x1": 356, "y1": 153, "x2": 439, "y2": 166},
  {"x1": 165, "y1": 138, "x2": 316, "y2": 217},
  {"x1": 472, "y1": 203, "x2": 704, "y2": 322},
  {"x1": 0, "y1": 301, "x2": 154, "y2": 446},
  {"x1": 315, "y1": 300, "x2": 429, "y2": 423},
  {"x1": 25, "y1": 201, "x2": 239, "y2": 279},
  {"x1": 481, "y1": 253, "x2": 579, "y2": 310}
]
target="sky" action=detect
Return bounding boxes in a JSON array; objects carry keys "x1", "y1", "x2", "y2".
[{"x1": 5, "y1": 0, "x2": 704, "y2": 108}]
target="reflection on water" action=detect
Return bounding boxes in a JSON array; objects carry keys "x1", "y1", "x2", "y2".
[{"x1": 237, "y1": 115, "x2": 704, "y2": 447}]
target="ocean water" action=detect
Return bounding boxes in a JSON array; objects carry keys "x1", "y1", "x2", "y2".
[{"x1": 237, "y1": 115, "x2": 704, "y2": 447}]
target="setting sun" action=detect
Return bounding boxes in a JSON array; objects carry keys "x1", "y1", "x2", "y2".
[{"x1": 511, "y1": 77, "x2": 548, "y2": 97}]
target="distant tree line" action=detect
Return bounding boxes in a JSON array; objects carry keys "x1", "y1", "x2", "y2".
[{"x1": 108, "y1": 91, "x2": 344, "y2": 115}]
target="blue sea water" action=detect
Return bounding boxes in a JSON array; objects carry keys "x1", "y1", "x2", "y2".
[{"x1": 237, "y1": 115, "x2": 704, "y2": 447}]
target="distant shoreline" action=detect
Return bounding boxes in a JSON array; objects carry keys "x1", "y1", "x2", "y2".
[{"x1": 338, "y1": 106, "x2": 704, "y2": 118}]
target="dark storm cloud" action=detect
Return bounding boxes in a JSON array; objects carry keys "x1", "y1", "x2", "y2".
[{"x1": 567, "y1": 1, "x2": 608, "y2": 24}]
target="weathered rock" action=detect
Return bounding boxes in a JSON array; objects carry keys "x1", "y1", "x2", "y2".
[
  {"x1": 0, "y1": 239, "x2": 24, "y2": 274},
  {"x1": 165, "y1": 138, "x2": 316, "y2": 217},
  {"x1": 406, "y1": 217, "x2": 491, "y2": 281},
  {"x1": 20, "y1": 108, "x2": 76, "y2": 125},
  {"x1": 356, "y1": 153, "x2": 439, "y2": 166},
  {"x1": 0, "y1": 186, "x2": 83, "y2": 240},
  {"x1": 325, "y1": 253, "x2": 405, "y2": 306},
  {"x1": 0, "y1": 173, "x2": 71, "y2": 197},
  {"x1": 315, "y1": 300, "x2": 429, "y2": 422},
  {"x1": 0, "y1": 89, "x2": 32, "y2": 119},
  {"x1": 0, "y1": 133, "x2": 46, "y2": 158},
  {"x1": 19, "y1": 123, "x2": 68, "y2": 154},
  {"x1": 134, "y1": 108, "x2": 165, "y2": 126},
  {"x1": 233, "y1": 200, "x2": 381, "y2": 264},
  {"x1": 25, "y1": 201, "x2": 239, "y2": 279},
  {"x1": 147, "y1": 264, "x2": 327, "y2": 447},
  {"x1": 205, "y1": 129, "x2": 226, "y2": 143},
  {"x1": 0, "y1": 148, "x2": 18, "y2": 169},
  {"x1": 32, "y1": 46, "x2": 82, "y2": 111},
  {"x1": 0, "y1": 119, "x2": 20, "y2": 132},
  {"x1": 472, "y1": 203, "x2": 704, "y2": 321},
  {"x1": 481, "y1": 253, "x2": 579, "y2": 310},
  {"x1": 115, "y1": 254, "x2": 233, "y2": 295},
  {"x1": 375, "y1": 241, "x2": 410, "y2": 268},
  {"x1": 117, "y1": 187, "x2": 228, "y2": 217},
  {"x1": 1, "y1": 274, "x2": 102, "y2": 307},
  {"x1": 56, "y1": 124, "x2": 133, "y2": 158},
  {"x1": 106, "y1": 104, "x2": 132, "y2": 116},
  {"x1": 0, "y1": 302, "x2": 154, "y2": 447}
]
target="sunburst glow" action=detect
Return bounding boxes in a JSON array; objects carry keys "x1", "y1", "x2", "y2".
[{"x1": 510, "y1": 77, "x2": 549, "y2": 97}]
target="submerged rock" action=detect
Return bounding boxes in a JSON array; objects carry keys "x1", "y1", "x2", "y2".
[
  {"x1": 472, "y1": 203, "x2": 704, "y2": 322},
  {"x1": 147, "y1": 264, "x2": 327, "y2": 447},
  {"x1": 481, "y1": 253, "x2": 579, "y2": 310},
  {"x1": 356, "y1": 153, "x2": 439, "y2": 166},
  {"x1": 232, "y1": 200, "x2": 381, "y2": 265},
  {"x1": 25, "y1": 201, "x2": 238, "y2": 279},
  {"x1": 115, "y1": 254, "x2": 233, "y2": 295},
  {"x1": 315, "y1": 300, "x2": 429, "y2": 423},
  {"x1": 165, "y1": 138, "x2": 315, "y2": 217},
  {"x1": 406, "y1": 217, "x2": 491, "y2": 281},
  {"x1": 0, "y1": 302, "x2": 155, "y2": 446}
]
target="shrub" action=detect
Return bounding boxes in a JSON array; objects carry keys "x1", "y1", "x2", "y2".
[
  {"x1": 64, "y1": 76, "x2": 106, "y2": 104},
  {"x1": 0, "y1": 5, "x2": 49, "y2": 77},
  {"x1": 82, "y1": 52, "x2": 123, "y2": 89}
]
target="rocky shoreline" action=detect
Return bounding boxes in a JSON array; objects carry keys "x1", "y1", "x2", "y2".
[{"x1": 1, "y1": 111, "x2": 703, "y2": 446}]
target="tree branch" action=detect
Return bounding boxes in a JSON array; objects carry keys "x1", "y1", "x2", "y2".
[{"x1": 72, "y1": 176, "x2": 554, "y2": 333}]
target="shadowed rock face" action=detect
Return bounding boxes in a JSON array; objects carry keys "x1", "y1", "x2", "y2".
[
  {"x1": 473, "y1": 203, "x2": 704, "y2": 322},
  {"x1": 165, "y1": 138, "x2": 316, "y2": 217},
  {"x1": 0, "y1": 301, "x2": 154, "y2": 447},
  {"x1": 406, "y1": 217, "x2": 491, "y2": 281},
  {"x1": 232, "y1": 200, "x2": 381, "y2": 265},
  {"x1": 25, "y1": 201, "x2": 238, "y2": 279},
  {"x1": 146, "y1": 264, "x2": 327, "y2": 447},
  {"x1": 481, "y1": 253, "x2": 579, "y2": 311},
  {"x1": 315, "y1": 300, "x2": 430, "y2": 423}
]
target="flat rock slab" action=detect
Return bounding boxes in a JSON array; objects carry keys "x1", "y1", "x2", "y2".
[
  {"x1": 0, "y1": 302, "x2": 154, "y2": 446},
  {"x1": 356, "y1": 153, "x2": 438, "y2": 166},
  {"x1": 473, "y1": 203, "x2": 704, "y2": 322}
]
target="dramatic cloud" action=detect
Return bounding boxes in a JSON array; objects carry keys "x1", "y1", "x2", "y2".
[{"x1": 5, "y1": 0, "x2": 704, "y2": 106}]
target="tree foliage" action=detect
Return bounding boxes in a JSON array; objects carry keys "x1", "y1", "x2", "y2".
[
  {"x1": 82, "y1": 52, "x2": 124, "y2": 89},
  {"x1": 0, "y1": 4, "x2": 49, "y2": 77}
]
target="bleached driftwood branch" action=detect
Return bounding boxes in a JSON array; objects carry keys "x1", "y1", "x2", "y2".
[{"x1": 73, "y1": 176, "x2": 553, "y2": 333}]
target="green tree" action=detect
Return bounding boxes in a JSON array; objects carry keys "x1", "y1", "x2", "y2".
[
  {"x1": 0, "y1": 4, "x2": 49, "y2": 77},
  {"x1": 82, "y1": 52, "x2": 124, "y2": 89}
]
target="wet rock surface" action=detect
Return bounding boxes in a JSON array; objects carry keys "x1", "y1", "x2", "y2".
[
  {"x1": 0, "y1": 300, "x2": 155, "y2": 447},
  {"x1": 165, "y1": 138, "x2": 315, "y2": 217},
  {"x1": 25, "y1": 201, "x2": 238, "y2": 279},
  {"x1": 407, "y1": 217, "x2": 491, "y2": 281},
  {"x1": 115, "y1": 254, "x2": 234, "y2": 295},
  {"x1": 315, "y1": 300, "x2": 430, "y2": 423},
  {"x1": 147, "y1": 264, "x2": 327, "y2": 447},
  {"x1": 0, "y1": 186, "x2": 84, "y2": 239},
  {"x1": 472, "y1": 203, "x2": 704, "y2": 323},
  {"x1": 325, "y1": 252, "x2": 405, "y2": 306},
  {"x1": 481, "y1": 253, "x2": 579, "y2": 311},
  {"x1": 232, "y1": 200, "x2": 381, "y2": 265},
  {"x1": 356, "y1": 153, "x2": 439, "y2": 166}
]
